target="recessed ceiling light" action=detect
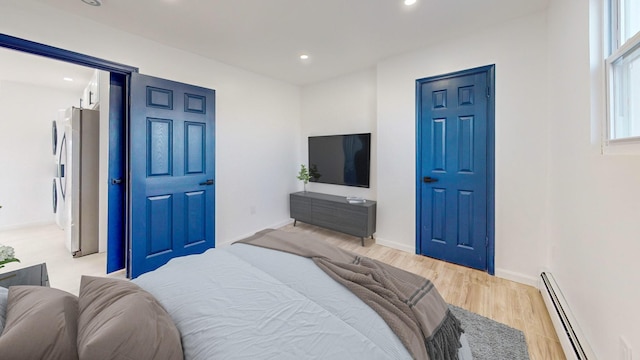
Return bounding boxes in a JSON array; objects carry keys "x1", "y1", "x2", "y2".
[
  {"x1": 81, "y1": 0, "x2": 102, "y2": 6},
  {"x1": 63, "y1": 77, "x2": 74, "y2": 82},
  {"x1": 404, "y1": 0, "x2": 417, "y2": 5},
  {"x1": 300, "y1": 54, "x2": 309, "y2": 60}
]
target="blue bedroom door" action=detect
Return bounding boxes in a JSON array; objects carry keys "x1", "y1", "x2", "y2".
[
  {"x1": 129, "y1": 73, "x2": 216, "y2": 278},
  {"x1": 416, "y1": 66, "x2": 494, "y2": 271}
]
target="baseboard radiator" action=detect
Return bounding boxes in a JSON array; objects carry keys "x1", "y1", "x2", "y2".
[{"x1": 540, "y1": 272, "x2": 597, "y2": 360}]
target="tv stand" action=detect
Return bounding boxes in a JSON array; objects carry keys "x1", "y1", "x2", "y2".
[{"x1": 289, "y1": 191, "x2": 376, "y2": 246}]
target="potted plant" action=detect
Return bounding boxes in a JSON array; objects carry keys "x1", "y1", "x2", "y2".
[
  {"x1": 297, "y1": 164, "x2": 311, "y2": 192},
  {"x1": 0, "y1": 244, "x2": 19, "y2": 269}
]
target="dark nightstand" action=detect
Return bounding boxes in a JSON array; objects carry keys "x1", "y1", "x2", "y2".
[{"x1": 0, "y1": 263, "x2": 49, "y2": 287}]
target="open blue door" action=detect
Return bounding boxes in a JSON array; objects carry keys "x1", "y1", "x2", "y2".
[
  {"x1": 129, "y1": 73, "x2": 216, "y2": 278},
  {"x1": 416, "y1": 66, "x2": 494, "y2": 272},
  {"x1": 107, "y1": 73, "x2": 126, "y2": 273}
]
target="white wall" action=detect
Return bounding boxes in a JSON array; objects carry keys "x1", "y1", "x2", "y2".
[
  {"x1": 547, "y1": 0, "x2": 640, "y2": 358},
  {"x1": 0, "y1": 0, "x2": 301, "y2": 246},
  {"x1": 300, "y1": 68, "x2": 377, "y2": 200},
  {"x1": 375, "y1": 13, "x2": 550, "y2": 278},
  {"x1": 0, "y1": 81, "x2": 79, "y2": 229}
]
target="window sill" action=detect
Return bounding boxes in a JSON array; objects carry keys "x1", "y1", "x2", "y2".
[{"x1": 603, "y1": 138, "x2": 640, "y2": 155}]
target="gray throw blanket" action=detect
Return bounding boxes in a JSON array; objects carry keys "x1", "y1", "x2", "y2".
[{"x1": 235, "y1": 229, "x2": 463, "y2": 360}]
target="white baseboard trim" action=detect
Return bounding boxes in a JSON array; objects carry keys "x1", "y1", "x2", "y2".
[
  {"x1": 0, "y1": 221, "x2": 56, "y2": 232},
  {"x1": 495, "y1": 268, "x2": 538, "y2": 287},
  {"x1": 374, "y1": 236, "x2": 415, "y2": 254}
]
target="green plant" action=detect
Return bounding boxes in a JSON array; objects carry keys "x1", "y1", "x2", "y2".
[
  {"x1": 297, "y1": 164, "x2": 312, "y2": 192},
  {"x1": 297, "y1": 164, "x2": 311, "y2": 184}
]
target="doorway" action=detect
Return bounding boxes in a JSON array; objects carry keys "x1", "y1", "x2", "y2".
[
  {"x1": 0, "y1": 47, "x2": 115, "y2": 291},
  {"x1": 415, "y1": 65, "x2": 495, "y2": 274},
  {"x1": 0, "y1": 33, "x2": 217, "y2": 279},
  {"x1": 0, "y1": 33, "x2": 136, "y2": 278}
]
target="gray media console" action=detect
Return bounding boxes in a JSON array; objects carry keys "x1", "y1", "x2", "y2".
[{"x1": 289, "y1": 191, "x2": 376, "y2": 246}]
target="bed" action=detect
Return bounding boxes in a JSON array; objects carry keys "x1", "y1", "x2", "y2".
[{"x1": 0, "y1": 229, "x2": 472, "y2": 360}]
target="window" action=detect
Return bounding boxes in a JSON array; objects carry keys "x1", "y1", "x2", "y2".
[
  {"x1": 619, "y1": 0, "x2": 640, "y2": 44},
  {"x1": 606, "y1": 0, "x2": 640, "y2": 142}
]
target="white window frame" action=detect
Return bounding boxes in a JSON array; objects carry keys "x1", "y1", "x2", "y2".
[{"x1": 605, "y1": 0, "x2": 640, "y2": 147}]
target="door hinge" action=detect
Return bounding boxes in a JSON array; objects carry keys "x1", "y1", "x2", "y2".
[
  {"x1": 485, "y1": 236, "x2": 489, "y2": 247},
  {"x1": 487, "y1": 87, "x2": 491, "y2": 98}
]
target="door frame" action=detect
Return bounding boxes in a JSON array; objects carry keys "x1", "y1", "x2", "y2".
[
  {"x1": 415, "y1": 64, "x2": 496, "y2": 274},
  {"x1": 0, "y1": 33, "x2": 138, "y2": 273}
]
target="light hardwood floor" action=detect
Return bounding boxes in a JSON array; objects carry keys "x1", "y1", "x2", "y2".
[{"x1": 1, "y1": 222, "x2": 565, "y2": 359}]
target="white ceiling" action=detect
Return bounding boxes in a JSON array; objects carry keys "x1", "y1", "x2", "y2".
[{"x1": 25, "y1": 0, "x2": 548, "y2": 86}]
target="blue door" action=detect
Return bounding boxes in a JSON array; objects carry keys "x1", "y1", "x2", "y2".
[
  {"x1": 130, "y1": 73, "x2": 216, "y2": 278},
  {"x1": 416, "y1": 66, "x2": 494, "y2": 271},
  {"x1": 107, "y1": 73, "x2": 126, "y2": 273}
]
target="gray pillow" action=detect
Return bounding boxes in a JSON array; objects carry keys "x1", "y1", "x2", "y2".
[
  {"x1": 77, "y1": 276, "x2": 183, "y2": 360},
  {"x1": 0, "y1": 286, "x2": 7, "y2": 334},
  {"x1": 0, "y1": 286, "x2": 79, "y2": 360}
]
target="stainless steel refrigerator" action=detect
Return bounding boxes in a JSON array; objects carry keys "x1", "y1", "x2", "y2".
[{"x1": 63, "y1": 107, "x2": 99, "y2": 257}]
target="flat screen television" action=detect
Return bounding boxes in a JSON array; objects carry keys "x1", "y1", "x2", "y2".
[{"x1": 308, "y1": 133, "x2": 371, "y2": 188}]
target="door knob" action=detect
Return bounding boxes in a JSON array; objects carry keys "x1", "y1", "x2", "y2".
[
  {"x1": 199, "y1": 179, "x2": 214, "y2": 186},
  {"x1": 111, "y1": 178, "x2": 122, "y2": 185},
  {"x1": 423, "y1": 176, "x2": 438, "y2": 183}
]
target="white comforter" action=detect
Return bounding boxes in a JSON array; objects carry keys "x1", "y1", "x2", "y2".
[{"x1": 134, "y1": 243, "x2": 471, "y2": 360}]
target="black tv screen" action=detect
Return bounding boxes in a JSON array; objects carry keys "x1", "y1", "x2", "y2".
[{"x1": 308, "y1": 133, "x2": 371, "y2": 188}]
